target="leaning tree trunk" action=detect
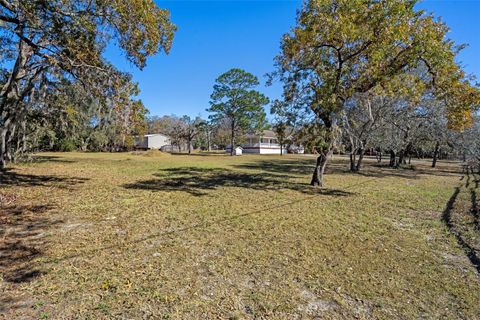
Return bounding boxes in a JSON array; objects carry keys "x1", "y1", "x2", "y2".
[
  {"x1": 432, "y1": 141, "x2": 440, "y2": 168},
  {"x1": 311, "y1": 151, "x2": 329, "y2": 187},
  {"x1": 310, "y1": 122, "x2": 336, "y2": 187},
  {"x1": 355, "y1": 148, "x2": 365, "y2": 172},
  {"x1": 350, "y1": 147, "x2": 366, "y2": 172}
]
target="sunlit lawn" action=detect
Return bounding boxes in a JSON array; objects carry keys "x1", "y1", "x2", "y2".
[{"x1": 1, "y1": 152, "x2": 479, "y2": 319}]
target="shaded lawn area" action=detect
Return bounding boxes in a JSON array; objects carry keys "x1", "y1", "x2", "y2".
[{"x1": 0, "y1": 152, "x2": 479, "y2": 319}]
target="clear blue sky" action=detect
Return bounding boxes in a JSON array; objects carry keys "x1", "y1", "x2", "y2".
[{"x1": 105, "y1": 0, "x2": 480, "y2": 119}]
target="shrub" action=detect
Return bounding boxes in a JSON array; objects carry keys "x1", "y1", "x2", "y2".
[{"x1": 58, "y1": 139, "x2": 77, "y2": 152}]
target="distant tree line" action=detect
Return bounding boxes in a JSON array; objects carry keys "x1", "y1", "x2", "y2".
[{"x1": 0, "y1": 0, "x2": 175, "y2": 169}]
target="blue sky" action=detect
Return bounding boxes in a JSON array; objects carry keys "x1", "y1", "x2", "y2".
[{"x1": 105, "y1": 0, "x2": 480, "y2": 119}]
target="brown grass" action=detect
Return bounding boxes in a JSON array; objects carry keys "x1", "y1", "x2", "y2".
[{"x1": 0, "y1": 152, "x2": 479, "y2": 319}]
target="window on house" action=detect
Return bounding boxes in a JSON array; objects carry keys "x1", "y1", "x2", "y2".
[{"x1": 261, "y1": 138, "x2": 269, "y2": 144}]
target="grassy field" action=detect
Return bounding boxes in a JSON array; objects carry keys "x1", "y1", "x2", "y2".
[{"x1": 0, "y1": 152, "x2": 479, "y2": 319}]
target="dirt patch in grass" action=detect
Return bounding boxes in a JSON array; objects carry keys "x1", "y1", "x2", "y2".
[{"x1": 1, "y1": 153, "x2": 479, "y2": 319}]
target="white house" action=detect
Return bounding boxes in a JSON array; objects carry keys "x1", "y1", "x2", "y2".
[
  {"x1": 241, "y1": 130, "x2": 288, "y2": 154},
  {"x1": 136, "y1": 133, "x2": 171, "y2": 150}
]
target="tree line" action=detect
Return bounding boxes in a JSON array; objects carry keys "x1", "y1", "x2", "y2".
[
  {"x1": 0, "y1": 0, "x2": 175, "y2": 168},
  {"x1": 268, "y1": 0, "x2": 480, "y2": 186}
]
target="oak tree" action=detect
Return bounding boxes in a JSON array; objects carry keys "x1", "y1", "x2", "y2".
[
  {"x1": 0, "y1": 0, "x2": 175, "y2": 168},
  {"x1": 272, "y1": 0, "x2": 467, "y2": 186}
]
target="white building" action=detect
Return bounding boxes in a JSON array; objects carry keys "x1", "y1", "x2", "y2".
[
  {"x1": 136, "y1": 133, "x2": 171, "y2": 150},
  {"x1": 241, "y1": 130, "x2": 288, "y2": 154}
]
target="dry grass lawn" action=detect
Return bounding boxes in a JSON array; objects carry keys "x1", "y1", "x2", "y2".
[{"x1": 0, "y1": 152, "x2": 479, "y2": 319}]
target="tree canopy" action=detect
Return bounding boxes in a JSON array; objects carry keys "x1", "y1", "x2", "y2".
[
  {"x1": 207, "y1": 68, "x2": 269, "y2": 156},
  {"x1": 0, "y1": 0, "x2": 176, "y2": 167},
  {"x1": 271, "y1": 0, "x2": 479, "y2": 186}
]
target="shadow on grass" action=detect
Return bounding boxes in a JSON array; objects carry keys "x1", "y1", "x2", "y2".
[
  {"x1": 123, "y1": 166, "x2": 354, "y2": 197},
  {"x1": 471, "y1": 189, "x2": 479, "y2": 231},
  {"x1": 0, "y1": 168, "x2": 88, "y2": 188},
  {"x1": 170, "y1": 152, "x2": 229, "y2": 157},
  {"x1": 29, "y1": 155, "x2": 77, "y2": 164},
  {"x1": 0, "y1": 169, "x2": 88, "y2": 313},
  {"x1": 51, "y1": 178, "x2": 379, "y2": 266},
  {"x1": 0, "y1": 204, "x2": 62, "y2": 283},
  {"x1": 442, "y1": 184, "x2": 480, "y2": 273},
  {"x1": 233, "y1": 156, "x2": 465, "y2": 182},
  {"x1": 0, "y1": 168, "x2": 87, "y2": 314},
  {"x1": 233, "y1": 158, "x2": 427, "y2": 180}
]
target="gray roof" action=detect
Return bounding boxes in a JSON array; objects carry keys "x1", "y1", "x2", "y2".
[
  {"x1": 246, "y1": 130, "x2": 277, "y2": 138},
  {"x1": 144, "y1": 133, "x2": 170, "y2": 138}
]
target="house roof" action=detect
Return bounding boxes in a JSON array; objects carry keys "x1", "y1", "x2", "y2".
[
  {"x1": 246, "y1": 130, "x2": 278, "y2": 138},
  {"x1": 144, "y1": 133, "x2": 170, "y2": 138}
]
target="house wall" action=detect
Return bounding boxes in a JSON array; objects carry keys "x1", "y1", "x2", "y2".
[
  {"x1": 147, "y1": 135, "x2": 170, "y2": 149},
  {"x1": 242, "y1": 146, "x2": 288, "y2": 154},
  {"x1": 242, "y1": 136, "x2": 287, "y2": 154}
]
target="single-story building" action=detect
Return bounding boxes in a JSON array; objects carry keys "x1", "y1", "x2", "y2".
[
  {"x1": 136, "y1": 133, "x2": 171, "y2": 150},
  {"x1": 241, "y1": 130, "x2": 289, "y2": 155}
]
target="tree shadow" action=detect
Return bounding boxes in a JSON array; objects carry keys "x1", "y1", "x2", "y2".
[
  {"x1": 442, "y1": 186, "x2": 480, "y2": 273},
  {"x1": 0, "y1": 295, "x2": 30, "y2": 315},
  {"x1": 170, "y1": 152, "x2": 229, "y2": 157},
  {"x1": 0, "y1": 168, "x2": 88, "y2": 188},
  {"x1": 234, "y1": 158, "x2": 319, "y2": 177},
  {"x1": 470, "y1": 181, "x2": 479, "y2": 231},
  {"x1": 123, "y1": 166, "x2": 354, "y2": 197},
  {"x1": 29, "y1": 155, "x2": 77, "y2": 164},
  {"x1": 233, "y1": 158, "x2": 424, "y2": 180},
  {"x1": 0, "y1": 204, "x2": 61, "y2": 283}
]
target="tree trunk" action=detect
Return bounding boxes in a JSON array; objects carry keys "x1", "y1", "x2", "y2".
[
  {"x1": 6, "y1": 122, "x2": 17, "y2": 163},
  {"x1": 399, "y1": 143, "x2": 412, "y2": 167},
  {"x1": 349, "y1": 150, "x2": 357, "y2": 172},
  {"x1": 350, "y1": 148, "x2": 366, "y2": 172},
  {"x1": 355, "y1": 148, "x2": 365, "y2": 172},
  {"x1": 0, "y1": 115, "x2": 13, "y2": 170},
  {"x1": 0, "y1": 127, "x2": 8, "y2": 170},
  {"x1": 230, "y1": 121, "x2": 235, "y2": 156},
  {"x1": 389, "y1": 150, "x2": 396, "y2": 168},
  {"x1": 310, "y1": 151, "x2": 329, "y2": 187},
  {"x1": 207, "y1": 131, "x2": 211, "y2": 152},
  {"x1": 398, "y1": 151, "x2": 405, "y2": 166},
  {"x1": 188, "y1": 137, "x2": 192, "y2": 154},
  {"x1": 310, "y1": 122, "x2": 336, "y2": 187},
  {"x1": 432, "y1": 141, "x2": 440, "y2": 168}
]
